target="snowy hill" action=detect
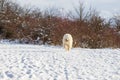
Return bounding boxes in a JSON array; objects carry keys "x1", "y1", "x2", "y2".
[{"x1": 0, "y1": 44, "x2": 120, "y2": 80}]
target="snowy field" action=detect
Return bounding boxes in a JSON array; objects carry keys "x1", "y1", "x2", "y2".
[{"x1": 0, "y1": 44, "x2": 120, "y2": 80}]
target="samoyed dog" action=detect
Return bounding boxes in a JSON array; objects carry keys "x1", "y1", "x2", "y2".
[{"x1": 62, "y1": 34, "x2": 73, "y2": 51}]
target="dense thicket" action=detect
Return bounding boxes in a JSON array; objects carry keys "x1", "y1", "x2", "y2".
[{"x1": 0, "y1": 0, "x2": 120, "y2": 48}]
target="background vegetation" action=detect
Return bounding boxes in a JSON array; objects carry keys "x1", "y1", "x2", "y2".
[{"x1": 0, "y1": 0, "x2": 120, "y2": 48}]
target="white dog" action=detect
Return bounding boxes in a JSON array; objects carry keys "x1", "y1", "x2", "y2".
[{"x1": 62, "y1": 33, "x2": 73, "y2": 51}]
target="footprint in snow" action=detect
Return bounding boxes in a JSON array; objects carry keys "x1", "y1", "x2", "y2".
[
  {"x1": 0, "y1": 73, "x2": 4, "y2": 79},
  {"x1": 5, "y1": 71, "x2": 14, "y2": 78}
]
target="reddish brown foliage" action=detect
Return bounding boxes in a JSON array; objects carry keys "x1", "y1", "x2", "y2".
[{"x1": 0, "y1": 0, "x2": 120, "y2": 48}]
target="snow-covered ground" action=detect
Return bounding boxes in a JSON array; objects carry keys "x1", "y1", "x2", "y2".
[{"x1": 0, "y1": 44, "x2": 120, "y2": 80}]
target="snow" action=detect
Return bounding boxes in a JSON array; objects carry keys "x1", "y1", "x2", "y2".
[
  {"x1": 0, "y1": 44, "x2": 120, "y2": 80},
  {"x1": 0, "y1": 39, "x2": 20, "y2": 44}
]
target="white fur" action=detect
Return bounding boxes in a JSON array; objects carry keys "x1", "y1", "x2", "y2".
[{"x1": 62, "y1": 34, "x2": 73, "y2": 51}]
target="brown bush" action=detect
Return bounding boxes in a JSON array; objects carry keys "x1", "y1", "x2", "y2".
[{"x1": 0, "y1": 0, "x2": 120, "y2": 48}]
